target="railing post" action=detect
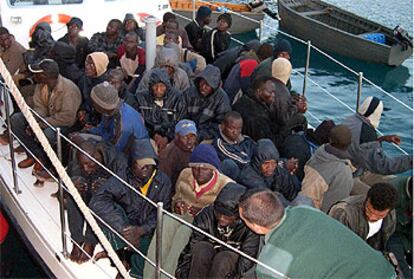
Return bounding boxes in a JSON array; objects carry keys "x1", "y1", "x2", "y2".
[
  {"x1": 56, "y1": 128, "x2": 68, "y2": 258},
  {"x1": 302, "y1": 40, "x2": 311, "y2": 96},
  {"x1": 356, "y1": 72, "x2": 363, "y2": 112},
  {"x1": 3, "y1": 85, "x2": 20, "y2": 194},
  {"x1": 192, "y1": 0, "x2": 196, "y2": 21},
  {"x1": 259, "y1": 20, "x2": 264, "y2": 41},
  {"x1": 145, "y1": 16, "x2": 157, "y2": 70},
  {"x1": 155, "y1": 202, "x2": 164, "y2": 279}
]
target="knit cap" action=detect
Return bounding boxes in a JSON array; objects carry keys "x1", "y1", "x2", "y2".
[
  {"x1": 87, "y1": 52, "x2": 109, "y2": 77},
  {"x1": 196, "y1": 6, "x2": 212, "y2": 20},
  {"x1": 189, "y1": 144, "x2": 221, "y2": 170},
  {"x1": 271, "y1": 57, "x2": 292, "y2": 85},
  {"x1": 90, "y1": 81, "x2": 120, "y2": 111},
  {"x1": 273, "y1": 39, "x2": 292, "y2": 56}
]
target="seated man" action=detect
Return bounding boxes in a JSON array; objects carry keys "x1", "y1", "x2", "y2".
[
  {"x1": 106, "y1": 68, "x2": 136, "y2": 107},
  {"x1": 238, "y1": 139, "x2": 301, "y2": 203},
  {"x1": 183, "y1": 65, "x2": 231, "y2": 142},
  {"x1": 176, "y1": 183, "x2": 260, "y2": 279},
  {"x1": 137, "y1": 47, "x2": 190, "y2": 93},
  {"x1": 185, "y1": 6, "x2": 212, "y2": 52},
  {"x1": 156, "y1": 13, "x2": 192, "y2": 49},
  {"x1": 88, "y1": 19, "x2": 124, "y2": 69},
  {"x1": 67, "y1": 140, "x2": 127, "y2": 264},
  {"x1": 0, "y1": 27, "x2": 26, "y2": 77},
  {"x1": 342, "y1": 96, "x2": 412, "y2": 194},
  {"x1": 7, "y1": 59, "x2": 81, "y2": 176},
  {"x1": 135, "y1": 68, "x2": 185, "y2": 151},
  {"x1": 117, "y1": 32, "x2": 145, "y2": 84},
  {"x1": 81, "y1": 82, "x2": 148, "y2": 153},
  {"x1": 329, "y1": 182, "x2": 398, "y2": 251},
  {"x1": 300, "y1": 125, "x2": 353, "y2": 212},
  {"x1": 173, "y1": 144, "x2": 233, "y2": 220},
  {"x1": 90, "y1": 139, "x2": 172, "y2": 278},
  {"x1": 239, "y1": 189, "x2": 396, "y2": 279},
  {"x1": 158, "y1": 119, "x2": 198, "y2": 187},
  {"x1": 233, "y1": 77, "x2": 278, "y2": 144},
  {"x1": 212, "y1": 111, "x2": 255, "y2": 180}
]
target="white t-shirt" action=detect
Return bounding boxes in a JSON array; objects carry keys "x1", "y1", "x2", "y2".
[{"x1": 367, "y1": 219, "x2": 383, "y2": 239}]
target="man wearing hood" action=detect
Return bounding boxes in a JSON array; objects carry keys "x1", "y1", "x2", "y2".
[
  {"x1": 137, "y1": 47, "x2": 190, "y2": 93},
  {"x1": 122, "y1": 13, "x2": 145, "y2": 42},
  {"x1": 81, "y1": 82, "x2": 148, "y2": 153},
  {"x1": 49, "y1": 41, "x2": 82, "y2": 84},
  {"x1": 77, "y1": 52, "x2": 109, "y2": 127},
  {"x1": 58, "y1": 17, "x2": 89, "y2": 70},
  {"x1": 300, "y1": 125, "x2": 354, "y2": 212},
  {"x1": 25, "y1": 22, "x2": 55, "y2": 66},
  {"x1": 271, "y1": 58, "x2": 307, "y2": 147},
  {"x1": 66, "y1": 139, "x2": 127, "y2": 264},
  {"x1": 212, "y1": 111, "x2": 256, "y2": 181},
  {"x1": 176, "y1": 183, "x2": 260, "y2": 279},
  {"x1": 185, "y1": 6, "x2": 212, "y2": 52},
  {"x1": 134, "y1": 68, "x2": 186, "y2": 151},
  {"x1": 183, "y1": 65, "x2": 231, "y2": 142},
  {"x1": 88, "y1": 19, "x2": 124, "y2": 69},
  {"x1": 341, "y1": 96, "x2": 412, "y2": 194},
  {"x1": 201, "y1": 13, "x2": 232, "y2": 64},
  {"x1": 238, "y1": 139, "x2": 301, "y2": 202},
  {"x1": 90, "y1": 138, "x2": 172, "y2": 278}
]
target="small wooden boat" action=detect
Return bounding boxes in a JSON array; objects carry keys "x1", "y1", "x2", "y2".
[
  {"x1": 170, "y1": 0, "x2": 265, "y2": 34},
  {"x1": 278, "y1": 0, "x2": 413, "y2": 66}
]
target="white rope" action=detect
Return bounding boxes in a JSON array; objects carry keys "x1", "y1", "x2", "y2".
[
  {"x1": 0, "y1": 59, "x2": 131, "y2": 279},
  {"x1": 193, "y1": 0, "x2": 412, "y2": 112}
]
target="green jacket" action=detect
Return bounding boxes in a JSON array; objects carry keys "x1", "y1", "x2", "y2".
[{"x1": 256, "y1": 206, "x2": 395, "y2": 279}]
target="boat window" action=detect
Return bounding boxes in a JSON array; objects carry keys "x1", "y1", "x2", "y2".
[{"x1": 8, "y1": 0, "x2": 82, "y2": 6}]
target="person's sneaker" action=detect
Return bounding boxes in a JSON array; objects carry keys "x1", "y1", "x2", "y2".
[
  {"x1": 17, "y1": 157, "x2": 35, "y2": 169},
  {"x1": 0, "y1": 133, "x2": 10, "y2": 145},
  {"x1": 13, "y1": 145, "x2": 25, "y2": 154}
]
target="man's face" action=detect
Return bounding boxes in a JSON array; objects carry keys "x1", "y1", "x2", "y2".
[
  {"x1": 175, "y1": 133, "x2": 197, "y2": 152},
  {"x1": 123, "y1": 34, "x2": 138, "y2": 53},
  {"x1": 199, "y1": 79, "x2": 213, "y2": 97},
  {"x1": 106, "y1": 22, "x2": 120, "y2": 36},
  {"x1": 365, "y1": 199, "x2": 390, "y2": 222},
  {"x1": 277, "y1": 51, "x2": 290, "y2": 60},
  {"x1": 132, "y1": 161, "x2": 155, "y2": 181},
  {"x1": 32, "y1": 72, "x2": 47, "y2": 84},
  {"x1": 164, "y1": 32, "x2": 179, "y2": 45},
  {"x1": 222, "y1": 118, "x2": 243, "y2": 142},
  {"x1": 217, "y1": 19, "x2": 229, "y2": 32},
  {"x1": 85, "y1": 56, "x2": 97, "y2": 77},
  {"x1": 0, "y1": 34, "x2": 12, "y2": 49},
  {"x1": 151, "y1": 82, "x2": 167, "y2": 100},
  {"x1": 165, "y1": 22, "x2": 179, "y2": 34},
  {"x1": 192, "y1": 166, "x2": 214, "y2": 185},
  {"x1": 124, "y1": 20, "x2": 136, "y2": 33},
  {"x1": 78, "y1": 153, "x2": 100, "y2": 175},
  {"x1": 260, "y1": 159, "x2": 277, "y2": 177},
  {"x1": 214, "y1": 210, "x2": 238, "y2": 228},
  {"x1": 257, "y1": 80, "x2": 276, "y2": 105},
  {"x1": 68, "y1": 24, "x2": 81, "y2": 37},
  {"x1": 108, "y1": 75, "x2": 123, "y2": 93},
  {"x1": 203, "y1": 15, "x2": 212, "y2": 26}
]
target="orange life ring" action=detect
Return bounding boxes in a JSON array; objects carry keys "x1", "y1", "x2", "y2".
[
  {"x1": 29, "y1": 13, "x2": 72, "y2": 37},
  {"x1": 136, "y1": 13, "x2": 162, "y2": 26}
]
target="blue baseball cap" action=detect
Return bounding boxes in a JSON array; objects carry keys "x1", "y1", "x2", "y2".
[{"x1": 175, "y1": 119, "x2": 197, "y2": 136}]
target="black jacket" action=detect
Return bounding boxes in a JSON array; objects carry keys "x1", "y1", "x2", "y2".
[
  {"x1": 201, "y1": 28, "x2": 231, "y2": 64},
  {"x1": 89, "y1": 139, "x2": 172, "y2": 236},
  {"x1": 51, "y1": 41, "x2": 83, "y2": 85},
  {"x1": 135, "y1": 68, "x2": 185, "y2": 139},
  {"x1": 183, "y1": 65, "x2": 231, "y2": 141},
  {"x1": 238, "y1": 139, "x2": 301, "y2": 201},
  {"x1": 58, "y1": 33, "x2": 89, "y2": 70},
  {"x1": 176, "y1": 184, "x2": 260, "y2": 279},
  {"x1": 232, "y1": 90, "x2": 279, "y2": 144},
  {"x1": 185, "y1": 20, "x2": 206, "y2": 52}
]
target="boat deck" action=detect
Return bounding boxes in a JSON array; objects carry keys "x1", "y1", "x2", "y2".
[{"x1": 0, "y1": 130, "x2": 118, "y2": 279}]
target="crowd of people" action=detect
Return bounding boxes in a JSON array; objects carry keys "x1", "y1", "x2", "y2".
[{"x1": 0, "y1": 6, "x2": 412, "y2": 279}]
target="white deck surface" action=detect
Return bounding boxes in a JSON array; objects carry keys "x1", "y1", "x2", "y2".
[{"x1": 0, "y1": 137, "x2": 119, "y2": 279}]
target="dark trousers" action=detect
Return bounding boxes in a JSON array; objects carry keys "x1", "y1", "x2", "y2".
[
  {"x1": 10, "y1": 112, "x2": 70, "y2": 168},
  {"x1": 67, "y1": 194, "x2": 98, "y2": 246},
  {"x1": 387, "y1": 234, "x2": 413, "y2": 279},
  {"x1": 189, "y1": 241, "x2": 239, "y2": 279}
]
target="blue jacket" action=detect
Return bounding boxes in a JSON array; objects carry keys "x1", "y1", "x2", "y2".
[{"x1": 88, "y1": 102, "x2": 148, "y2": 152}]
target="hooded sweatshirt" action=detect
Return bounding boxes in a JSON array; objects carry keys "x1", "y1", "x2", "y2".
[
  {"x1": 135, "y1": 68, "x2": 185, "y2": 139},
  {"x1": 90, "y1": 139, "x2": 172, "y2": 236},
  {"x1": 342, "y1": 97, "x2": 412, "y2": 175},
  {"x1": 137, "y1": 48, "x2": 190, "y2": 92},
  {"x1": 51, "y1": 41, "x2": 82, "y2": 84},
  {"x1": 300, "y1": 144, "x2": 353, "y2": 212},
  {"x1": 238, "y1": 139, "x2": 301, "y2": 201},
  {"x1": 176, "y1": 183, "x2": 260, "y2": 278},
  {"x1": 183, "y1": 65, "x2": 232, "y2": 141}
]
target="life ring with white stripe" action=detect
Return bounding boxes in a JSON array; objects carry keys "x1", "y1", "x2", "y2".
[{"x1": 29, "y1": 13, "x2": 72, "y2": 37}]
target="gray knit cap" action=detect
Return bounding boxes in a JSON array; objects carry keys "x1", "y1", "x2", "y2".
[{"x1": 90, "y1": 81, "x2": 120, "y2": 111}]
